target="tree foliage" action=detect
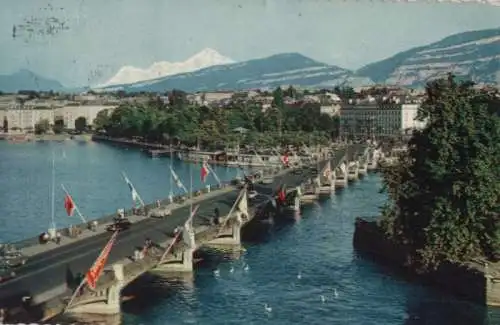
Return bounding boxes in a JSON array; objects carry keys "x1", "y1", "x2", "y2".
[
  {"x1": 379, "y1": 75, "x2": 500, "y2": 269},
  {"x1": 34, "y1": 119, "x2": 50, "y2": 134},
  {"x1": 75, "y1": 116, "x2": 87, "y2": 132},
  {"x1": 93, "y1": 92, "x2": 339, "y2": 148}
]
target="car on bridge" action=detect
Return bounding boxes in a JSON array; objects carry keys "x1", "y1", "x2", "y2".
[{"x1": 106, "y1": 218, "x2": 132, "y2": 232}]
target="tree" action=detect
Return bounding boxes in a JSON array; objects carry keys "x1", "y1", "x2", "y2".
[
  {"x1": 53, "y1": 116, "x2": 65, "y2": 134},
  {"x1": 3, "y1": 117, "x2": 8, "y2": 133},
  {"x1": 272, "y1": 87, "x2": 284, "y2": 109},
  {"x1": 74, "y1": 116, "x2": 87, "y2": 132},
  {"x1": 93, "y1": 109, "x2": 110, "y2": 132},
  {"x1": 380, "y1": 76, "x2": 500, "y2": 269},
  {"x1": 34, "y1": 119, "x2": 50, "y2": 134}
]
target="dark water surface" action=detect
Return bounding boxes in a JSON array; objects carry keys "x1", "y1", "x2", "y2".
[{"x1": 1, "y1": 140, "x2": 499, "y2": 325}]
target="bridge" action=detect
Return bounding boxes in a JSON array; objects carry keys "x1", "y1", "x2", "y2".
[{"x1": 0, "y1": 143, "x2": 379, "y2": 323}]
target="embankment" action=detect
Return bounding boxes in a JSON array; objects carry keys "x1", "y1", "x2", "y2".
[{"x1": 353, "y1": 217, "x2": 500, "y2": 306}]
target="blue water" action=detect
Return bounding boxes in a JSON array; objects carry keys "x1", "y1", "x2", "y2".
[{"x1": 1, "y1": 140, "x2": 499, "y2": 325}]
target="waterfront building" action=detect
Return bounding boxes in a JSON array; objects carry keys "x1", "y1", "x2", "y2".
[
  {"x1": 0, "y1": 104, "x2": 117, "y2": 130},
  {"x1": 339, "y1": 97, "x2": 425, "y2": 139}
]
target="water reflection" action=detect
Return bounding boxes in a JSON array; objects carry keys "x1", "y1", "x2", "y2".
[
  {"x1": 122, "y1": 272, "x2": 195, "y2": 315},
  {"x1": 403, "y1": 295, "x2": 500, "y2": 325}
]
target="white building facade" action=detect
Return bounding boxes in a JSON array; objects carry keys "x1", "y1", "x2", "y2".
[
  {"x1": 0, "y1": 105, "x2": 116, "y2": 130},
  {"x1": 340, "y1": 102, "x2": 425, "y2": 139}
]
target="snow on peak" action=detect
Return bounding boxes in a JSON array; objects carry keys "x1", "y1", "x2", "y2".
[{"x1": 101, "y1": 48, "x2": 234, "y2": 87}]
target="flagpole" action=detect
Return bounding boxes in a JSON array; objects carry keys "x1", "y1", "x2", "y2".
[
  {"x1": 158, "y1": 205, "x2": 199, "y2": 264},
  {"x1": 61, "y1": 184, "x2": 87, "y2": 224},
  {"x1": 169, "y1": 141, "x2": 173, "y2": 198},
  {"x1": 206, "y1": 164, "x2": 221, "y2": 187},
  {"x1": 64, "y1": 231, "x2": 119, "y2": 313},
  {"x1": 63, "y1": 277, "x2": 86, "y2": 313},
  {"x1": 216, "y1": 187, "x2": 245, "y2": 237},
  {"x1": 50, "y1": 148, "x2": 56, "y2": 231},
  {"x1": 121, "y1": 171, "x2": 145, "y2": 207}
]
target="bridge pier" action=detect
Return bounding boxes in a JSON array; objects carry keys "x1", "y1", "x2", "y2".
[
  {"x1": 66, "y1": 264, "x2": 124, "y2": 316},
  {"x1": 207, "y1": 213, "x2": 243, "y2": 246},
  {"x1": 207, "y1": 190, "x2": 248, "y2": 248},
  {"x1": 319, "y1": 162, "x2": 335, "y2": 199},
  {"x1": 347, "y1": 161, "x2": 359, "y2": 181},
  {"x1": 154, "y1": 217, "x2": 197, "y2": 273},
  {"x1": 335, "y1": 162, "x2": 348, "y2": 188},
  {"x1": 367, "y1": 148, "x2": 380, "y2": 171}
]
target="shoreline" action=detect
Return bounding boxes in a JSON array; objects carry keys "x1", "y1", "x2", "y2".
[
  {"x1": 0, "y1": 133, "x2": 92, "y2": 142},
  {"x1": 353, "y1": 217, "x2": 500, "y2": 306}
]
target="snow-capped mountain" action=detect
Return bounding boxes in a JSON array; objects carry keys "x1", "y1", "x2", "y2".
[
  {"x1": 96, "y1": 53, "x2": 371, "y2": 93},
  {"x1": 100, "y1": 48, "x2": 235, "y2": 87}
]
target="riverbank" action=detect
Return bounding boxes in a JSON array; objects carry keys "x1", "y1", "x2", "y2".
[
  {"x1": 0, "y1": 133, "x2": 92, "y2": 142},
  {"x1": 353, "y1": 217, "x2": 500, "y2": 306}
]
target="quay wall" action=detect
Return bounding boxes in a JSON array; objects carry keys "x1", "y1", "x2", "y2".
[{"x1": 352, "y1": 218, "x2": 500, "y2": 306}]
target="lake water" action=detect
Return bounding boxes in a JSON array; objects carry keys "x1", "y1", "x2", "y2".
[{"x1": 1, "y1": 140, "x2": 499, "y2": 325}]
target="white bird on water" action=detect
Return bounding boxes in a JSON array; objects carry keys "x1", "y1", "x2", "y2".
[
  {"x1": 334, "y1": 288, "x2": 339, "y2": 298},
  {"x1": 229, "y1": 266, "x2": 234, "y2": 273},
  {"x1": 264, "y1": 304, "x2": 272, "y2": 313},
  {"x1": 213, "y1": 269, "x2": 220, "y2": 277},
  {"x1": 243, "y1": 264, "x2": 249, "y2": 272},
  {"x1": 320, "y1": 295, "x2": 326, "y2": 303},
  {"x1": 297, "y1": 272, "x2": 302, "y2": 280}
]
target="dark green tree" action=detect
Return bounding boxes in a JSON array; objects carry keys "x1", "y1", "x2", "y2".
[
  {"x1": 380, "y1": 76, "x2": 500, "y2": 269},
  {"x1": 34, "y1": 119, "x2": 50, "y2": 134},
  {"x1": 272, "y1": 87, "x2": 284, "y2": 109},
  {"x1": 93, "y1": 109, "x2": 110, "y2": 132},
  {"x1": 3, "y1": 117, "x2": 8, "y2": 133}
]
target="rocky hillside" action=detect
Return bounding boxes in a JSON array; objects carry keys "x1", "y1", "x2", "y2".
[
  {"x1": 98, "y1": 53, "x2": 372, "y2": 92},
  {"x1": 357, "y1": 28, "x2": 500, "y2": 87}
]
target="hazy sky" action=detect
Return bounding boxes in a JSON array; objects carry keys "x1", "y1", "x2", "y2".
[{"x1": 0, "y1": 0, "x2": 499, "y2": 87}]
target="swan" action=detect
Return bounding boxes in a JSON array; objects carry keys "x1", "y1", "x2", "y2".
[
  {"x1": 264, "y1": 304, "x2": 272, "y2": 313},
  {"x1": 243, "y1": 264, "x2": 249, "y2": 272},
  {"x1": 334, "y1": 288, "x2": 339, "y2": 298},
  {"x1": 229, "y1": 266, "x2": 234, "y2": 273},
  {"x1": 297, "y1": 272, "x2": 302, "y2": 279},
  {"x1": 320, "y1": 295, "x2": 326, "y2": 303},
  {"x1": 213, "y1": 269, "x2": 220, "y2": 276}
]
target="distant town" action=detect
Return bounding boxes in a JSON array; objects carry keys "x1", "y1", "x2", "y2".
[{"x1": 0, "y1": 84, "x2": 448, "y2": 142}]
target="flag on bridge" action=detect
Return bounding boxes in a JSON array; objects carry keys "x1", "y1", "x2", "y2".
[
  {"x1": 64, "y1": 194, "x2": 75, "y2": 217},
  {"x1": 201, "y1": 162, "x2": 210, "y2": 183},
  {"x1": 280, "y1": 154, "x2": 289, "y2": 167},
  {"x1": 123, "y1": 174, "x2": 142, "y2": 208},
  {"x1": 278, "y1": 185, "x2": 286, "y2": 202},
  {"x1": 170, "y1": 166, "x2": 188, "y2": 193},
  {"x1": 86, "y1": 231, "x2": 119, "y2": 289}
]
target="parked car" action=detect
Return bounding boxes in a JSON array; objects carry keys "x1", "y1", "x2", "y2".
[{"x1": 106, "y1": 219, "x2": 131, "y2": 232}]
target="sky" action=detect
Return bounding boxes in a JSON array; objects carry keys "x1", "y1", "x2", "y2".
[{"x1": 0, "y1": 0, "x2": 499, "y2": 87}]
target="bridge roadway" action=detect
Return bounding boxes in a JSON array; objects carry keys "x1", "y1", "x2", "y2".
[{"x1": 0, "y1": 150, "x2": 350, "y2": 308}]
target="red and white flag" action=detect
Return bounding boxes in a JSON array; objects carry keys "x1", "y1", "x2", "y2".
[
  {"x1": 64, "y1": 194, "x2": 75, "y2": 217},
  {"x1": 201, "y1": 162, "x2": 210, "y2": 182},
  {"x1": 86, "y1": 231, "x2": 119, "y2": 289},
  {"x1": 280, "y1": 154, "x2": 289, "y2": 167}
]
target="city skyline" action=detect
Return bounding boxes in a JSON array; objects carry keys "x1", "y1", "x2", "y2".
[{"x1": 0, "y1": 0, "x2": 499, "y2": 87}]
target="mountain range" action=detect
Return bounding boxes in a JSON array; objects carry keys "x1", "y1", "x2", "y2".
[{"x1": 1, "y1": 27, "x2": 499, "y2": 93}]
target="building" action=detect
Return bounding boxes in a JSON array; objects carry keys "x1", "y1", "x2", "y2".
[
  {"x1": 0, "y1": 104, "x2": 117, "y2": 130},
  {"x1": 339, "y1": 100, "x2": 425, "y2": 139}
]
